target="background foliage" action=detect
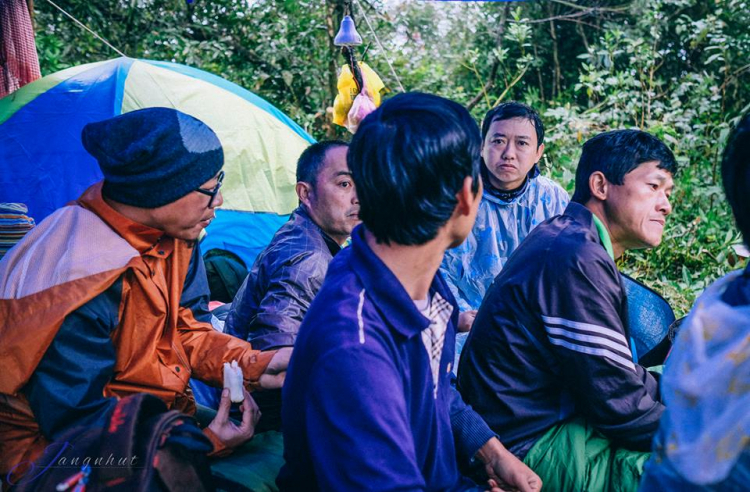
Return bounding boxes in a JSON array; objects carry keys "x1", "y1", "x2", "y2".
[{"x1": 32, "y1": 0, "x2": 750, "y2": 315}]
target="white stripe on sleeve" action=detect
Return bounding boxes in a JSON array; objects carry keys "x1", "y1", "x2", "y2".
[{"x1": 541, "y1": 315, "x2": 629, "y2": 346}]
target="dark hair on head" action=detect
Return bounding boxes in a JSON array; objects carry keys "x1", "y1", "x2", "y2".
[
  {"x1": 481, "y1": 101, "x2": 544, "y2": 146},
  {"x1": 296, "y1": 140, "x2": 349, "y2": 185},
  {"x1": 348, "y1": 92, "x2": 482, "y2": 245},
  {"x1": 571, "y1": 129, "x2": 678, "y2": 204},
  {"x1": 721, "y1": 114, "x2": 750, "y2": 243}
]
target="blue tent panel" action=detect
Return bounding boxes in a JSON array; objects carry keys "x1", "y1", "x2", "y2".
[{"x1": 0, "y1": 59, "x2": 134, "y2": 220}]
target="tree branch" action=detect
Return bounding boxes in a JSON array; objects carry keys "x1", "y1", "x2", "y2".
[
  {"x1": 466, "y1": 61, "x2": 499, "y2": 111},
  {"x1": 466, "y1": 2, "x2": 510, "y2": 111},
  {"x1": 492, "y1": 65, "x2": 529, "y2": 107},
  {"x1": 551, "y1": 0, "x2": 632, "y2": 13}
]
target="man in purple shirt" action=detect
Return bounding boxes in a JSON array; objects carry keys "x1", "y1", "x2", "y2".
[{"x1": 278, "y1": 93, "x2": 541, "y2": 491}]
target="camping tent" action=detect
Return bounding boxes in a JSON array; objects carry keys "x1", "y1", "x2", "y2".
[{"x1": 0, "y1": 57, "x2": 314, "y2": 267}]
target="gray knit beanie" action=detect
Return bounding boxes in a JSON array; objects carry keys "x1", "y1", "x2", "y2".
[{"x1": 82, "y1": 107, "x2": 224, "y2": 208}]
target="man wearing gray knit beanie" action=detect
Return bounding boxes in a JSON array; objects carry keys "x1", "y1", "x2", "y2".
[
  {"x1": 0, "y1": 107, "x2": 291, "y2": 486},
  {"x1": 82, "y1": 106, "x2": 226, "y2": 240}
]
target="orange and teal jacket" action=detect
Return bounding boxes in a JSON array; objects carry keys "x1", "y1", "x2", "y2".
[{"x1": 0, "y1": 183, "x2": 275, "y2": 476}]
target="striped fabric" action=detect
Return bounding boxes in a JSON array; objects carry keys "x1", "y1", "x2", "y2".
[
  {"x1": 0, "y1": 0, "x2": 41, "y2": 98},
  {"x1": 0, "y1": 203, "x2": 34, "y2": 260},
  {"x1": 542, "y1": 315, "x2": 635, "y2": 371}
]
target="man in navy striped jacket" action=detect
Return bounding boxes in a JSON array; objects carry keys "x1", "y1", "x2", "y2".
[{"x1": 458, "y1": 129, "x2": 677, "y2": 490}]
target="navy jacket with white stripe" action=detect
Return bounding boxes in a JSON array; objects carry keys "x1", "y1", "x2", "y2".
[
  {"x1": 457, "y1": 202, "x2": 664, "y2": 459},
  {"x1": 278, "y1": 225, "x2": 495, "y2": 491}
]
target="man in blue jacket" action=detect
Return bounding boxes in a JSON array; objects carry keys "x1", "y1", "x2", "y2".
[
  {"x1": 459, "y1": 130, "x2": 676, "y2": 491},
  {"x1": 226, "y1": 140, "x2": 357, "y2": 348},
  {"x1": 278, "y1": 93, "x2": 541, "y2": 491},
  {"x1": 223, "y1": 140, "x2": 358, "y2": 430}
]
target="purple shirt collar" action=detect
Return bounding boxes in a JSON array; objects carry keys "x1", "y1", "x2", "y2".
[{"x1": 348, "y1": 224, "x2": 458, "y2": 338}]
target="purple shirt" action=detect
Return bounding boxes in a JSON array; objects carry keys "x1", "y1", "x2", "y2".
[{"x1": 278, "y1": 225, "x2": 490, "y2": 491}]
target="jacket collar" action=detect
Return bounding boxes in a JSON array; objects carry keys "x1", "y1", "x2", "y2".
[
  {"x1": 564, "y1": 201, "x2": 609, "y2": 254},
  {"x1": 480, "y1": 162, "x2": 540, "y2": 205},
  {"x1": 295, "y1": 205, "x2": 342, "y2": 257},
  {"x1": 76, "y1": 182, "x2": 169, "y2": 255},
  {"x1": 348, "y1": 225, "x2": 453, "y2": 338}
]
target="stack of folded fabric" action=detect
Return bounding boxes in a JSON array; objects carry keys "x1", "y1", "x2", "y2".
[{"x1": 0, "y1": 203, "x2": 35, "y2": 260}]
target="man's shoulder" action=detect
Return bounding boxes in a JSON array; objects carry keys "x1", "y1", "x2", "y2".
[
  {"x1": 0, "y1": 205, "x2": 139, "y2": 299},
  {"x1": 268, "y1": 211, "x2": 330, "y2": 251},
  {"x1": 535, "y1": 175, "x2": 568, "y2": 194},
  {"x1": 528, "y1": 176, "x2": 570, "y2": 209},
  {"x1": 300, "y1": 250, "x2": 394, "y2": 350},
  {"x1": 505, "y1": 208, "x2": 611, "y2": 276},
  {"x1": 548, "y1": 214, "x2": 612, "y2": 267},
  {"x1": 257, "y1": 216, "x2": 333, "y2": 271}
]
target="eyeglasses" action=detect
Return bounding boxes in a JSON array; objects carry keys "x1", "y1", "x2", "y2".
[{"x1": 195, "y1": 170, "x2": 224, "y2": 208}]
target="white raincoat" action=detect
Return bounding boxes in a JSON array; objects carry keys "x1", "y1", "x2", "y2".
[
  {"x1": 441, "y1": 175, "x2": 569, "y2": 311},
  {"x1": 640, "y1": 269, "x2": 750, "y2": 491}
]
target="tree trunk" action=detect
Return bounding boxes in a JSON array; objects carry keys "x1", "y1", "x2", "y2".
[
  {"x1": 466, "y1": 2, "x2": 510, "y2": 111},
  {"x1": 548, "y1": 2, "x2": 561, "y2": 98},
  {"x1": 533, "y1": 41, "x2": 544, "y2": 102},
  {"x1": 576, "y1": 21, "x2": 590, "y2": 52}
]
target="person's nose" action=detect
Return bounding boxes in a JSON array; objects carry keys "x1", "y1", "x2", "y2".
[
  {"x1": 501, "y1": 142, "x2": 515, "y2": 160},
  {"x1": 212, "y1": 190, "x2": 224, "y2": 209},
  {"x1": 658, "y1": 191, "x2": 672, "y2": 216},
  {"x1": 351, "y1": 184, "x2": 359, "y2": 205}
]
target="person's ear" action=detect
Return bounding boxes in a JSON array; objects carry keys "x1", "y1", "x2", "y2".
[
  {"x1": 535, "y1": 143, "x2": 545, "y2": 163},
  {"x1": 296, "y1": 182, "x2": 314, "y2": 208},
  {"x1": 455, "y1": 176, "x2": 479, "y2": 216},
  {"x1": 589, "y1": 171, "x2": 608, "y2": 201}
]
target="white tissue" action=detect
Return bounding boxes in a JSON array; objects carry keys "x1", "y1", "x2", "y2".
[{"x1": 223, "y1": 360, "x2": 244, "y2": 403}]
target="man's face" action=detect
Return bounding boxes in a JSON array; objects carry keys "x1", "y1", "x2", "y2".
[
  {"x1": 150, "y1": 171, "x2": 224, "y2": 241},
  {"x1": 303, "y1": 146, "x2": 360, "y2": 245},
  {"x1": 603, "y1": 160, "x2": 674, "y2": 251},
  {"x1": 482, "y1": 117, "x2": 544, "y2": 191}
]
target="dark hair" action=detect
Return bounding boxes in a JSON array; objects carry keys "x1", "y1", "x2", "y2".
[
  {"x1": 296, "y1": 140, "x2": 349, "y2": 185},
  {"x1": 571, "y1": 129, "x2": 678, "y2": 204},
  {"x1": 481, "y1": 101, "x2": 544, "y2": 146},
  {"x1": 722, "y1": 114, "x2": 750, "y2": 243},
  {"x1": 348, "y1": 92, "x2": 481, "y2": 245}
]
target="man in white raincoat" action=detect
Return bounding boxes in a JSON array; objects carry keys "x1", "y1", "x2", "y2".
[{"x1": 441, "y1": 102, "x2": 569, "y2": 335}]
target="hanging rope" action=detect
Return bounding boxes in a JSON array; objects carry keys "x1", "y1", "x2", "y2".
[
  {"x1": 45, "y1": 0, "x2": 127, "y2": 57},
  {"x1": 344, "y1": 46, "x2": 364, "y2": 93},
  {"x1": 340, "y1": 0, "x2": 363, "y2": 94},
  {"x1": 355, "y1": 0, "x2": 404, "y2": 92}
]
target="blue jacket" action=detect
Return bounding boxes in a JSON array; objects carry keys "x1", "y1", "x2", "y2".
[
  {"x1": 278, "y1": 225, "x2": 494, "y2": 491},
  {"x1": 458, "y1": 202, "x2": 663, "y2": 458},
  {"x1": 441, "y1": 176, "x2": 568, "y2": 311},
  {"x1": 225, "y1": 206, "x2": 340, "y2": 349}
]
